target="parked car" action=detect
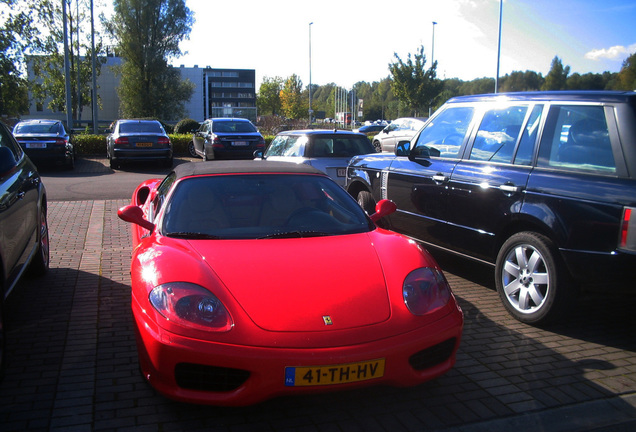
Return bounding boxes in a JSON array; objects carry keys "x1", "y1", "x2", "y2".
[
  {"x1": 256, "y1": 129, "x2": 376, "y2": 186},
  {"x1": 371, "y1": 117, "x2": 427, "y2": 153},
  {"x1": 117, "y1": 160, "x2": 463, "y2": 406},
  {"x1": 354, "y1": 124, "x2": 386, "y2": 136},
  {"x1": 107, "y1": 119, "x2": 173, "y2": 169},
  {"x1": 0, "y1": 121, "x2": 49, "y2": 374},
  {"x1": 190, "y1": 118, "x2": 265, "y2": 160},
  {"x1": 12, "y1": 119, "x2": 74, "y2": 170},
  {"x1": 346, "y1": 91, "x2": 636, "y2": 325}
]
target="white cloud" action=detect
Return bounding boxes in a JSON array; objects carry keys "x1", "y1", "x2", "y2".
[{"x1": 585, "y1": 43, "x2": 636, "y2": 61}]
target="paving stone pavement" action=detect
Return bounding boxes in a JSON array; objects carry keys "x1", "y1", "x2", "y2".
[{"x1": 1, "y1": 186, "x2": 635, "y2": 431}]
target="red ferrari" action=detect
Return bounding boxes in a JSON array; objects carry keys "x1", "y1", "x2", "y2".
[{"x1": 118, "y1": 160, "x2": 463, "y2": 406}]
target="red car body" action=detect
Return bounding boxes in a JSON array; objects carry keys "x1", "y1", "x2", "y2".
[{"x1": 118, "y1": 161, "x2": 463, "y2": 406}]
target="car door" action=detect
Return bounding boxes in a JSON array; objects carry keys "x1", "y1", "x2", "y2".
[
  {"x1": 443, "y1": 104, "x2": 542, "y2": 261},
  {"x1": 0, "y1": 125, "x2": 39, "y2": 295},
  {"x1": 527, "y1": 103, "x2": 634, "y2": 256},
  {"x1": 384, "y1": 105, "x2": 476, "y2": 248},
  {"x1": 193, "y1": 122, "x2": 209, "y2": 155}
]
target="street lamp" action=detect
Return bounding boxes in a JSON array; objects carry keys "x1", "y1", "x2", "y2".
[
  {"x1": 431, "y1": 21, "x2": 437, "y2": 66},
  {"x1": 309, "y1": 22, "x2": 313, "y2": 123},
  {"x1": 430, "y1": 21, "x2": 437, "y2": 117},
  {"x1": 495, "y1": 0, "x2": 502, "y2": 93}
]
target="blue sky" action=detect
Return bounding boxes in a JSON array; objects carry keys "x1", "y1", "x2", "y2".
[{"x1": 103, "y1": 0, "x2": 636, "y2": 89}]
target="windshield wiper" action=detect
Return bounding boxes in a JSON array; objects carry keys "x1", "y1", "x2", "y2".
[
  {"x1": 258, "y1": 230, "x2": 331, "y2": 239},
  {"x1": 167, "y1": 231, "x2": 221, "y2": 239}
]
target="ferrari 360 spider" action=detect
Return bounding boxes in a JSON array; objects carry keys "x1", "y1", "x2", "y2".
[{"x1": 118, "y1": 160, "x2": 463, "y2": 406}]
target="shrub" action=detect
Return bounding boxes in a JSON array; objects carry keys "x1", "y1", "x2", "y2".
[{"x1": 174, "y1": 118, "x2": 200, "y2": 134}]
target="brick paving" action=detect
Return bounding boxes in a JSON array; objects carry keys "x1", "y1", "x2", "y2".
[{"x1": 1, "y1": 159, "x2": 635, "y2": 431}]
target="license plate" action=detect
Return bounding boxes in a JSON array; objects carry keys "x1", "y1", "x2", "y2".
[
  {"x1": 232, "y1": 141, "x2": 248, "y2": 146},
  {"x1": 285, "y1": 358, "x2": 385, "y2": 387},
  {"x1": 136, "y1": 142, "x2": 153, "y2": 147},
  {"x1": 337, "y1": 168, "x2": 346, "y2": 177},
  {"x1": 26, "y1": 142, "x2": 46, "y2": 149}
]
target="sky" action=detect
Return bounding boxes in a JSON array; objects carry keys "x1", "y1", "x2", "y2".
[{"x1": 101, "y1": 0, "x2": 636, "y2": 89}]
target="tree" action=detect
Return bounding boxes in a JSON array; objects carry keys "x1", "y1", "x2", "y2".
[
  {"x1": 105, "y1": 0, "x2": 195, "y2": 120},
  {"x1": 280, "y1": 74, "x2": 305, "y2": 119},
  {"x1": 616, "y1": 52, "x2": 636, "y2": 91},
  {"x1": 257, "y1": 76, "x2": 283, "y2": 116},
  {"x1": 388, "y1": 45, "x2": 443, "y2": 116},
  {"x1": 0, "y1": 0, "x2": 37, "y2": 116},
  {"x1": 27, "y1": 0, "x2": 107, "y2": 121},
  {"x1": 541, "y1": 56, "x2": 570, "y2": 90}
]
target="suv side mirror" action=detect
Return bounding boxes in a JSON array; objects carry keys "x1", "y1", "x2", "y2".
[{"x1": 408, "y1": 145, "x2": 440, "y2": 161}]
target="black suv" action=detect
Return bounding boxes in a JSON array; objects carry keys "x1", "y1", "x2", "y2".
[{"x1": 346, "y1": 91, "x2": 636, "y2": 324}]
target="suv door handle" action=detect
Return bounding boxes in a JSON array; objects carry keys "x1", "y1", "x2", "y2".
[
  {"x1": 499, "y1": 184, "x2": 521, "y2": 193},
  {"x1": 432, "y1": 174, "x2": 449, "y2": 183}
]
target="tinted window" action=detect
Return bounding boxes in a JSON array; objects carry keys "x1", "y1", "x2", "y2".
[
  {"x1": 14, "y1": 122, "x2": 62, "y2": 134},
  {"x1": 119, "y1": 121, "x2": 164, "y2": 134},
  {"x1": 1, "y1": 124, "x2": 22, "y2": 159},
  {"x1": 470, "y1": 105, "x2": 527, "y2": 163},
  {"x1": 212, "y1": 121, "x2": 257, "y2": 133},
  {"x1": 309, "y1": 136, "x2": 373, "y2": 158},
  {"x1": 537, "y1": 105, "x2": 615, "y2": 174},
  {"x1": 412, "y1": 106, "x2": 475, "y2": 158},
  {"x1": 514, "y1": 105, "x2": 543, "y2": 165}
]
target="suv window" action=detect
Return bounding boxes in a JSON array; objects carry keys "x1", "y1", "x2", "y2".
[
  {"x1": 266, "y1": 135, "x2": 305, "y2": 157},
  {"x1": 412, "y1": 106, "x2": 474, "y2": 158},
  {"x1": 470, "y1": 105, "x2": 527, "y2": 163},
  {"x1": 537, "y1": 105, "x2": 615, "y2": 174}
]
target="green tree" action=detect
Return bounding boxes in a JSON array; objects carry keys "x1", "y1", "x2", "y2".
[
  {"x1": 280, "y1": 74, "x2": 305, "y2": 119},
  {"x1": 28, "y1": 0, "x2": 106, "y2": 120},
  {"x1": 541, "y1": 56, "x2": 570, "y2": 90},
  {"x1": 388, "y1": 45, "x2": 443, "y2": 116},
  {"x1": 105, "y1": 0, "x2": 195, "y2": 120},
  {"x1": 257, "y1": 76, "x2": 283, "y2": 116},
  {"x1": 616, "y1": 52, "x2": 636, "y2": 90},
  {"x1": 0, "y1": 0, "x2": 37, "y2": 116}
]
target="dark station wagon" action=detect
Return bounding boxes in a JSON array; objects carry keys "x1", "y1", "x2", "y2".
[{"x1": 346, "y1": 91, "x2": 636, "y2": 324}]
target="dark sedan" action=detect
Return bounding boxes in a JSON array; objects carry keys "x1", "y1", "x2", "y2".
[
  {"x1": 12, "y1": 119, "x2": 74, "y2": 170},
  {"x1": 1, "y1": 121, "x2": 49, "y2": 374},
  {"x1": 107, "y1": 119, "x2": 173, "y2": 169},
  {"x1": 191, "y1": 118, "x2": 265, "y2": 160}
]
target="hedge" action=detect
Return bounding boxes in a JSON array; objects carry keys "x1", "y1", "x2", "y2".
[{"x1": 71, "y1": 133, "x2": 276, "y2": 156}]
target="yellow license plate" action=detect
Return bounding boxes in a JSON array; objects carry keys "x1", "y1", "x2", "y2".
[
  {"x1": 136, "y1": 142, "x2": 153, "y2": 147},
  {"x1": 285, "y1": 358, "x2": 385, "y2": 387}
]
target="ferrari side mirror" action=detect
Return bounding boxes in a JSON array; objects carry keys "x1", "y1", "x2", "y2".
[
  {"x1": 118, "y1": 205, "x2": 155, "y2": 231},
  {"x1": 370, "y1": 199, "x2": 397, "y2": 223}
]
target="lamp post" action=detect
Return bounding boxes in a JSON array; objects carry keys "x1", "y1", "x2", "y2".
[
  {"x1": 309, "y1": 22, "x2": 313, "y2": 124},
  {"x1": 495, "y1": 0, "x2": 502, "y2": 93},
  {"x1": 431, "y1": 21, "x2": 437, "y2": 66},
  {"x1": 429, "y1": 21, "x2": 437, "y2": 117}
]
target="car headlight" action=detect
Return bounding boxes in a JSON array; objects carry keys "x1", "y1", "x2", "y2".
[
  {"x1": 149, "y1": 282, "x2": 233, "y2": 332},
  {"x1": 403, "y1": 268, "x2": 452, "y2": 315}
]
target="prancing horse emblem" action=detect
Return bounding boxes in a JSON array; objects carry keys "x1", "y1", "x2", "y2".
[{"x1": 322, "y1": 316, "x2": 333, "y2": 325}]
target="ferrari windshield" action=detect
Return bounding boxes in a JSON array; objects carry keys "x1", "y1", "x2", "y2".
[{"x1": 162, "y1": 173, "x2": 374, "y2": 239}]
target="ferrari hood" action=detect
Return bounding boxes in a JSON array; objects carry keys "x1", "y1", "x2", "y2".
[{"x1": 190, "y1": 234, "x2": 391, "y2": 332}]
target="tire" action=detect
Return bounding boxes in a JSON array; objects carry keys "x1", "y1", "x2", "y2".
[
  {"x1": 495, "y1": 232, "x2": 571, "y2": 325},
  {"x1": 188, "y1": 141, "x2": 198, "y2": 158},
  {"x1": 357, "y1": 190, "x2": 376, "y2": 215},
  {"x1": 27, "y1": 206, "x2": 50, "y2": 277},
  {"x1": 109, "y1": 157, "x2": 119, "y2": 170},
  {"x1": 373, "y1": 140, "x2": 382, "y2": 153}
]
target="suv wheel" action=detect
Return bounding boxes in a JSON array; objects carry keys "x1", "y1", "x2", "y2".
[
  {"x1": 357, "y1": 191, "x2": 376, "y2": 215},
  {"x1": 495, "y1": 232, "x2": 570, "y2": 324},
  {"x1": 373, "y1": 140, "x2": 382, "y2": 153},
  {"x1": 27, "y1": 206, "x2": 50, "y2": 277}
]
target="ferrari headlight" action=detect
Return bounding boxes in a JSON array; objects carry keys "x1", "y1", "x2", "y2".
[
  {"x1": 149, "y1": 282, "x2": 233, "y2": 332},
  {"x1": 403, "y1": 268, "x2": 452, "y2": 315}
]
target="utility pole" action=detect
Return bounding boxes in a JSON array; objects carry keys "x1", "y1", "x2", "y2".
[{"x1": 63, "y1": 0, "x2": 73, "y2": 130}]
